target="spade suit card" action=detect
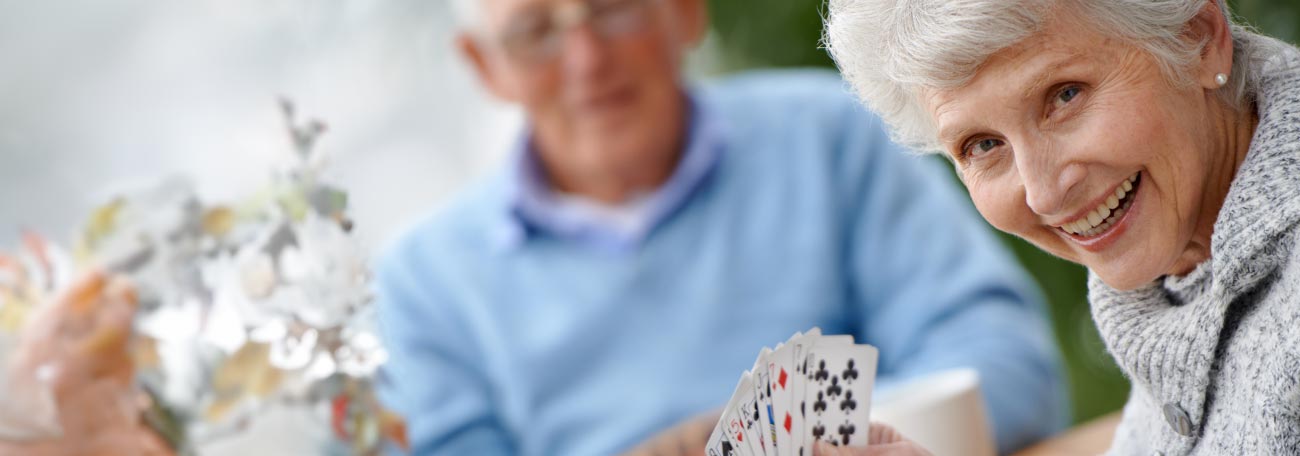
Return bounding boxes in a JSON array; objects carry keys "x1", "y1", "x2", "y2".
[{"x1": 802, "y1": 343, "x2": 877, "y2": 448}]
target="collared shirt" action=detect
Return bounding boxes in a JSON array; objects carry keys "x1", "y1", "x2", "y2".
[{"x1": 496, "y1": 96, "x2": 725, "y2": 253}]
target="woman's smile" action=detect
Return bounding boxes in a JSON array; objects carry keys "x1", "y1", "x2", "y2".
[{"x1": 1054, "y1": 172, "x2": 1141, "y2": 252}]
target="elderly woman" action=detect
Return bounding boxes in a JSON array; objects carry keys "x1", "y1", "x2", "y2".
[{"x1": 822, "y1": 0, "x2": 1300, "y2": 454}]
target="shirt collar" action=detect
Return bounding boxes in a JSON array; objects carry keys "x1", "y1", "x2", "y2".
[{"x1": 493, "y1": 92, "x2": 726, "y2": 253}]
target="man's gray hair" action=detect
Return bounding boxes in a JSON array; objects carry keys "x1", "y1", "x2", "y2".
[{"x1": 824, "y1": 0, "x2": 1272, "y2": 153}]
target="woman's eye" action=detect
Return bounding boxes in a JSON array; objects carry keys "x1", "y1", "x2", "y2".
[
  {"x1": 964, "y1": 138, "x2": 1004, "y2": 158},
  {"x1": 1054, "y1": 85, "x2": 1082, "y2": 108}
]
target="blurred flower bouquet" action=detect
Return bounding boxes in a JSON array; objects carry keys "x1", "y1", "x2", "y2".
[{"x1": 0, "y1": 101, "x2": 404, "y2": 454}]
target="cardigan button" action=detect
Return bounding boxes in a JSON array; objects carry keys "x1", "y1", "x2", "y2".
[{"x1": 1162, "y1": 402, "x2": 1195, "y2": 436}]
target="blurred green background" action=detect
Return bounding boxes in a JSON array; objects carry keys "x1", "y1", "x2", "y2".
[{"x1": 701, "y1": 0, "x2": 1300, "y2": 425}]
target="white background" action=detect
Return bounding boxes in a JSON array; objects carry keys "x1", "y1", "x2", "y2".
[{"x1": 0, "y1": 0, "x2": 521, "y2": 255}]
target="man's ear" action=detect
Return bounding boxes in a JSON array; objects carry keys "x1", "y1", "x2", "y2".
[
  {"x1": 458, "y1": 33, "x2": 516, "y2": 101},
  {"x1": 1187, "y1": 0, "x2": 1234, "y2": 89},
  {"x1": 670, "y1": 0, "x2": 709, "y2": 48}
]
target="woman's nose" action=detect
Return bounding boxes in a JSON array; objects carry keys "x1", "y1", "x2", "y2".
[{"x1": 1016, "y1": 143, "x2": 1086, "y2": 217}]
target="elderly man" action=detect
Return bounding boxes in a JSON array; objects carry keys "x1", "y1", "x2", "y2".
[{"x1": 374, "y1": 0, "x2": 1065, "y2": 454}]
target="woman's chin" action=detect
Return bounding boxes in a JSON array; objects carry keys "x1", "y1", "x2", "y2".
[{"x1": 1089, "y1": 265, "x2": 1163, "y2": 291}]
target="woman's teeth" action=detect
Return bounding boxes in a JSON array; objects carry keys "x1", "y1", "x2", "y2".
[{"x1": 1062, "y1": 173, "x2": 1139, "y2": 237}]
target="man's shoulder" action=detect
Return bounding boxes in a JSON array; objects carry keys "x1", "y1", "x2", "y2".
[
  {"x1": 704, "y1": 68, "x2": 850, "y2": 99},
  {"x1": 698, "y1": 69, "x2": 888, "y2": 142},
  {"x1": 701, "y1": 68, "x2": 863, "y2": 112},
  {"x1": 697, "y1": 69, "x2": 906, "y2": 174}
]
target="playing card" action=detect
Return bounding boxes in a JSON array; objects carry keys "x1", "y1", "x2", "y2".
[
  {"x1": 802, "y1": 344, "x2": 878, "y2": 448},
  {"x1": 722, "y1": 372, "x2": 759, "y2": 456},
  {"x1": 731, "y1": 372, "x2": 766, "y2": 456},
  {"x1": 707, "y1": 425, "x2": 744, "y2": 456},
  {"x1": 710, "y1": 374, "x2": 754, "y2": 456},
  {"x1": 751, "y1": 347, "x2": 778, "y2": 456},
  {"x1": 792, "y1": 334, "x2": 853, "y2": 456},
  {"x1": 788, "y1": 338, "x2": 811, "y2": 456},
  {"x1": 767, "y1": 334, "x2": 804, "y2": 456}
]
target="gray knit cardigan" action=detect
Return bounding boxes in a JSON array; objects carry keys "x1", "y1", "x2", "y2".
[{"x1": 1091, "y1": 36, "x2": 1300, "y2": 455}]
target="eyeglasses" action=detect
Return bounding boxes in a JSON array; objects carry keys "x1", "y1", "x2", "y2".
[{"x1": 494, "y1": 0, "x2": 656, "y2": 65}]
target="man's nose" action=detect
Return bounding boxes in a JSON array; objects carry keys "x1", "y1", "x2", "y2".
[
  {"x1": 558, "y1": 18, "x2": 612, "y2": 77},
  {"x1": 1015, "y1": 140, "x2": 1086, "y2": 217}
]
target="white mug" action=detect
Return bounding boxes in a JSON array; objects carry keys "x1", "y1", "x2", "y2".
[{"x1": 871, "y1": 368, "x2": 995, "y2": 456}]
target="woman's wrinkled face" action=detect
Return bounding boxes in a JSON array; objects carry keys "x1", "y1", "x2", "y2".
[{"x1": 925, "y1": 16, "x2": 1222, "y2": 290}]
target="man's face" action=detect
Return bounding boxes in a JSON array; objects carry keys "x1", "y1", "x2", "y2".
[{"x1": 462, "y1": 0, "x2": 704, "y2": 168}]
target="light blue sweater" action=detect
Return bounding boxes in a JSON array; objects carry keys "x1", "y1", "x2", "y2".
[{"x1": 374, "y1": 70, "x2": 1064, "y2": 455}]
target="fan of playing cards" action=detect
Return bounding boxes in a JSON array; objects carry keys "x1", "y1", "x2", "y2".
[{"x1": 708, "y1": 328, "x2": 879, "y2": 456}]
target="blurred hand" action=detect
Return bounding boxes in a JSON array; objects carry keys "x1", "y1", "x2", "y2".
[
  {"x1": 619, "y1": 410, "x2": 719, "y2": 456},
  {"x1": 1, "y1": 271, "x2": 171, "y2": 455},
  {"x1": 814, "y1": 422, "x2": 933, "y2": 456}
]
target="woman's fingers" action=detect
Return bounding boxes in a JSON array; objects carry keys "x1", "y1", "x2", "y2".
[
  {"x1": 813, "y1": 423, "x2": 934, "y2": 456},
  {"x1": 815, "y1": 441, "x2": 867, "y2": 456},
  {"x1": 815, "y1": 441, "x2": 933, "y2": 456},
  {"x1": 867, "y1": 422, "x2": 908, "y2": 445}
]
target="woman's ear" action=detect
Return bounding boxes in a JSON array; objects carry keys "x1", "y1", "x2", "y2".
[{"x1": 1187, "y1": 0, "x2": 1234, "y2": 89}]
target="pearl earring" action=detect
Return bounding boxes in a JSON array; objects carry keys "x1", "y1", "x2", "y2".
[{"x1": 1215, "y1": 73, "x2": 1229, "y2": 87}]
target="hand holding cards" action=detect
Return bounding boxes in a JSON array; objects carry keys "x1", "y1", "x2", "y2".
[{"x1": 708, "y1": 328, "x2": 878, "y2": 456}]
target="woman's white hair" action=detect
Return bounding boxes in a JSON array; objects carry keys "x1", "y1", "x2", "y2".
[{"x1": 824, "y1": 0, "x2": 1274, "y2": 153}]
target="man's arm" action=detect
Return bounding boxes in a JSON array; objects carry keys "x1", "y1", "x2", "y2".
[
  {"x1": 374, "y1": 242, "x2": 514, "y2": 455},
  {"x1": 839, "y1": 113, "x2": 1066, "y2": 454}
]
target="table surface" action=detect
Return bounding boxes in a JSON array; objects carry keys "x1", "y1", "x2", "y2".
[{"x1": 1013, "y1": 412, "x2": 1122, "y2": 456}]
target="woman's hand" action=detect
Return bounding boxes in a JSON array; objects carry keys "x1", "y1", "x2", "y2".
[
  {"x1": 1, "y1": 271, "x2": 171, "y2": 455},
  {"x1": 814, "y1": 422, "x2": 933, "y2": 456}
]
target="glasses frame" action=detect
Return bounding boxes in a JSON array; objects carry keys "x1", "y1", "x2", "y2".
[{"x1": 491, "y1": 0, "x2": 660, "y2": 65}]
